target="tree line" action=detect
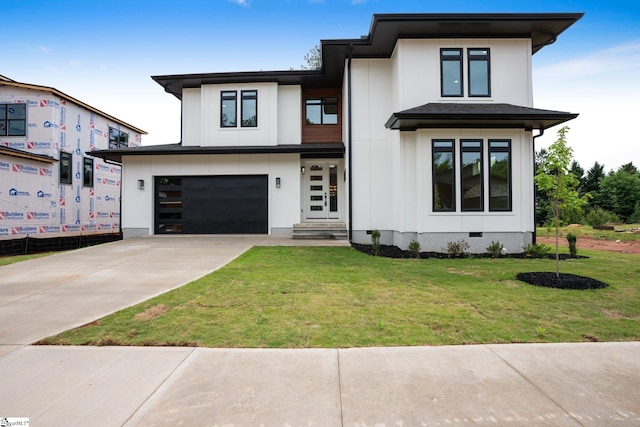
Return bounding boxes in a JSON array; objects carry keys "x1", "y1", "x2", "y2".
[{"x1": 536, "y1": 149, "x2": 640, "y2": 227}]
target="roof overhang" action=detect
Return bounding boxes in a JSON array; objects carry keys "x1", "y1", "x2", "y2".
[
  {"x1": 89, "y1": 142, "x2": 345, "y2": 164},
  {"x1": 153, "y1": 13, "x2": 583, "y2": 99},
  {"x1": 0, "y1": 145, "x2": 57, "y2": 163},
  {"x1": 385, "y1": 103, "x2": 578, "y2": 131}
]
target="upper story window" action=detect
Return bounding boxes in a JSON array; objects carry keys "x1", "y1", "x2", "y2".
[
  {"x1": 305, "y1": 97, "x2": 338, "y2": 125},
  {"x1": 440, "y1": 49, "x2": 463, "y2": 97},
  {"x1": 109, "y1": 127, "x2": 129, "y2": 149},
  {"x1": 241, "y1": 90, "x2": 258, "y2": 127},
  {"x1": 221, "y1": 91, "x2": 237, "y2": 127},
  {"x1": 221, "y1": 90, "x2": 258, "y2": 128},
  {"x1": 0, "y1": 103, "x2": 27, "y2": 136},
  {"x1": 60, "y1": 151, "x2": 72, "y2": 185},
  {"x1": 468, "y1": 48, "x2": 491, "y2": 97},
  {"x1": 440, "y1": 48, "x2": 491, "y2": 97}
]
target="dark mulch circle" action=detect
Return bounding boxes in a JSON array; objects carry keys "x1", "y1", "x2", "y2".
[{"x1": 516, "y1": 272, "x2": 608, "y2": 290}]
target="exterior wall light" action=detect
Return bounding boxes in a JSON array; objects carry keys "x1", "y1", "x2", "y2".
[
  {"x1": 276, "y1": 177, "x2": 281, "y2": 188},
  {"x1": 301, "y1": 166, "x2": 305, "y2": 175},
  {"x1": 137, "y1": 179, "x2": 145, "y2": 190}
]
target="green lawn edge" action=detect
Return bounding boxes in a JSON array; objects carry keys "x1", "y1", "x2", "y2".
[{"x1": 37, "y1": 246, "x2": 640, "y2": 348}]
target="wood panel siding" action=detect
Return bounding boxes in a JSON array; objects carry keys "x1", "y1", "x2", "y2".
[{"x1": 302, "y1": 88, "x2": 342, "y2": 143}]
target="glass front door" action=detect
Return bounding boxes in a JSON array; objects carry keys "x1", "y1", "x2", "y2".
[{"x1": 303, "y1": 161, "x2": 340, "y2": 220}]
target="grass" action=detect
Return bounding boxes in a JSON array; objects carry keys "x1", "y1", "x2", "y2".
[
  {"x1": 37, "y1": 246, "x2": 640, "y2": 348},
  {"x1": 537, "y1": 224, "x2": 640, "y2": 242},
  {"x1": 0, "y1": 252, "x2": 55, "y2": 267}
]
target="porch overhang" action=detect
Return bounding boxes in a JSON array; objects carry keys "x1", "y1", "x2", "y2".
[
  {"x1": 89, "y1": 142, "x2": 345, "y2": 164},
  {"x1": 384, "y1": 103, "x2": 578, "y2": 132}
]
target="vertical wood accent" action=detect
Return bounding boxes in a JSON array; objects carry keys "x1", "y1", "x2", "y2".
[{"x1": 301, "y1": 88, "x2": 343, "y2": 143}]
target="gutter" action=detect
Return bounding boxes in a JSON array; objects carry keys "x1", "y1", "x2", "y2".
[
  {"x1": 347, "y1": 43, "x2": 354, "y2": 242},
  {"x1": 532, "y1": 128, "x2": 544, "y2": 244}
]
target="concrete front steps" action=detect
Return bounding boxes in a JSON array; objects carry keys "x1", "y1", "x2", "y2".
[{"x1": 292, "y1": 222, "x2": 348, "y2": 240}]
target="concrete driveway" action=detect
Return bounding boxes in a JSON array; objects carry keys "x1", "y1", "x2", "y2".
[{"x1": 0, "y1": 236, "x2": 638, "y2": 426}]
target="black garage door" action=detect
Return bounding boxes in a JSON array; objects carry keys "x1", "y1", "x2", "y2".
[{"x1": 155, "y1": 175, "x2": 268, "y2": 234}]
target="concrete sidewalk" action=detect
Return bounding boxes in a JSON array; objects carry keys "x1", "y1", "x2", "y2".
[
  {"x1": 0, "y1": 236, "x2": 638, "y2": 426},
  {"x1": 0, "y1": 343, "x2": 638, "y2": 426}
]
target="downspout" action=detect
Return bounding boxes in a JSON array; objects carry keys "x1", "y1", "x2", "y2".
[
  {"x1": 532, "y1": 128, "x2": 544, "y2": 244},
  {"x1": 347, "y1": 43, "x2": 354, "y2": 242}
]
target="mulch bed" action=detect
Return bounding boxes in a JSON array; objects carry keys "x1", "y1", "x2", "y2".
[
  {"x1": 351, "y1": 243, "x2": 585, "y2": 260},
  {"x1": 516, "y1": 272, "x2": 608, "y2": 290}
]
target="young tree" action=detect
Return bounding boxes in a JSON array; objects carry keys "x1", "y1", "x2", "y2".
[{"x1": 535, "y1": 127, "x2": 587, "y2": 277}]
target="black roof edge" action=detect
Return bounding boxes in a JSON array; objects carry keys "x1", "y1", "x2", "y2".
[
  {"x1": 0, "y1": 145, "x2": 57, "y2": 163},
  {"x1": 89, "y1": 143, "x2": 345, "y2": 163}
]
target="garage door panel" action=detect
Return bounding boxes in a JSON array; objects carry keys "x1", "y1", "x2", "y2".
[{"x1": 155, "y1": 175, "x2": 268, "y2": 234}]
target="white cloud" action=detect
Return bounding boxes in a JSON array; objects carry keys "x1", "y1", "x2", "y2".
[
  {"x1": 229, "y1": 0, "x2": 250, "y2": 6},
  {"x1": 39, "y1": 46, "x2": 52, "y2": 54},
  {"x1": 533, "y1": 41, "x2": 640, "y2": 171}
]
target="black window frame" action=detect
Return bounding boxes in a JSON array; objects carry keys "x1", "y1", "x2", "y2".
[
  {"x1": 468, "y1": 48, "x2": 491, "y2": 97},
  {"x1": 488, "y1": 140, "x2": 512, "y2": 212},
  {"x1": 59, "y1": 151, "x2": 73, "y2": 185},
  {"x1": 240, "y1": 90, "x2": 258, "y2": 127},
  {"x1": 432, "y1": 139, "x2": 456, "y2": 212},
  {"x1": 440, "y1": 48, "x2": 463, "y2": 97},
  {"x1": 109, "y1": 127, "x2": 129, "y2": 149},
  {"x1": 83, "y1": 157, "x2": 94, "y2": 188},
  {"x1": 305, "y1": 97, "x2": 339, "y2": 125},
  {"x1": 221, "y1": 91, "x2": 238, "y2": 128},
  {"x1": 460, "y1": 139, "x2": 484, "y2": 211},
  {"x1": 0, "y1": 103, "x2": 27, "y2": 137}
]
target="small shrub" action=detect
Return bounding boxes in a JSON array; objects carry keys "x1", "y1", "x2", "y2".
[
  {"x1": 444, "y1": 240, "x2": 470, "y2": 257},
  {"x1": 523, "y1": 243, "x2": 550, "y2": 258},
  {"x1": 486, "y1": 241, "x2": 504, "y2": 258},
  {"x1": 408, "y1": 239, "x2": 421, "y2": 258},
  {"x1": 566, "y1": 232, "x2": 577, "y2": 257},
  {"x1": 371, "y1": 229, "x2": 381, "y2": 256},
  {"x1": 586, "y1": 207, "x2": 620, "y2": 227}
]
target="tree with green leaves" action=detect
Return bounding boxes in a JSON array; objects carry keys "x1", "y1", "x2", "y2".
[
  {"x1": 583, "y1": 161, "x2": 605, "y2": 197},
  {"x1": 597, "y1": 168, "x2": 640, "y2": 222},
  {"x1": 301, "y1": 45, "x2": 322, "y2": 70},
  {"x1": 535, "y1": 127, "x2": 588, "y2": 277}
]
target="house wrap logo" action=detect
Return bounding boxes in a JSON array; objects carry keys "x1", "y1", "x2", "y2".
[
  {"x1": 27, "y1": 141, "x2": 52, "y2": 149},
  {"x1": 9, "y1": 188, "x2": 31, "y2": 197},
  {"x1": 1, "y1": 212, "x2": 25, "y2": 220},
  {"x1": 37, "y1": 190, "x2": 53, "y2": 198},
  {"x1": 0, "y1": 160, "x2": 9, "y2": 171},
  {"x1": 12, "y1": 164, "x2": 38, "y2": 175},
  {"x1": 27, "y1": 212, "x2": 50, "y2": 220}
]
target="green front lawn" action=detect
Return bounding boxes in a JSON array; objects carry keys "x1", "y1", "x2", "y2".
[
  {"x1": 38, "y1": 246, "x2": 640, "y2": 348},
  {"x1": 537, "y1": 224, "x2": 640, "y2": 241}
]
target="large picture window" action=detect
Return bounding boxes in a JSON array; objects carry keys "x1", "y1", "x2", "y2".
[
  {"x1": 83, "y1": 157, "x2": 94, "y2": 187},
  {"x1": 0, "y1": 103, "x2": 26, "y2": 136},
  {"x1": 460, "y1": 140, "x2": 483, "y2": 211},
  {"x1": 60, "y1": 151, "x2": 72, "y2": 185},
  {"x1": 109, "y1": 127, "x2": 129, "y2": 149},
  {"x1": 241, "y1": 90, "x2": 257, "y2": 127},
  {"x1": 489, "y1": 140, "x2": 512, "y2": 211},
  {"x1": 306, "y1": 97, "x2": 338, "y2": 125},
  {"x1": 432, "y1": 140, "x2": 456, "y2": 211},
  {"x1": 440, "y1": 49, "x2": 463, "y2": 97},
  {"x1": 468, "y1": 48, "x2": 491, "y2": 97},
  {"x1": 221, "y1": 91, "x2": 237, "y2": 127}
]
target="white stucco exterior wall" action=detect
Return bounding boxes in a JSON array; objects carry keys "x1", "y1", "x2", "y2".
[
  {"x1": 348, "y1": 38, "x2": 537, "y2": 252},
  {"x1": 277, "y1": 85, "x2": 301, "y2": 145}
]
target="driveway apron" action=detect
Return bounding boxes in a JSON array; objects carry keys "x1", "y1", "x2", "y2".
[{"x1": 0, "y1": 235, "x2": 263, "y2": 346}]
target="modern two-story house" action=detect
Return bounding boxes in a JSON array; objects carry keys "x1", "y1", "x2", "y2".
[{"x1": 93, "y1": 13, "x2": 581, "y2": 253}]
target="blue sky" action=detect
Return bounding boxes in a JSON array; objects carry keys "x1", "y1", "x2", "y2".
[{"x1": 3, "y1": 0, "x2": 639, "y2": 171}]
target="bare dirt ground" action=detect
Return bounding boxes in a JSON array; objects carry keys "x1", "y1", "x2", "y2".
[{"x1": 537, "y1": 236, "x2": 640, "y2": 255}]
